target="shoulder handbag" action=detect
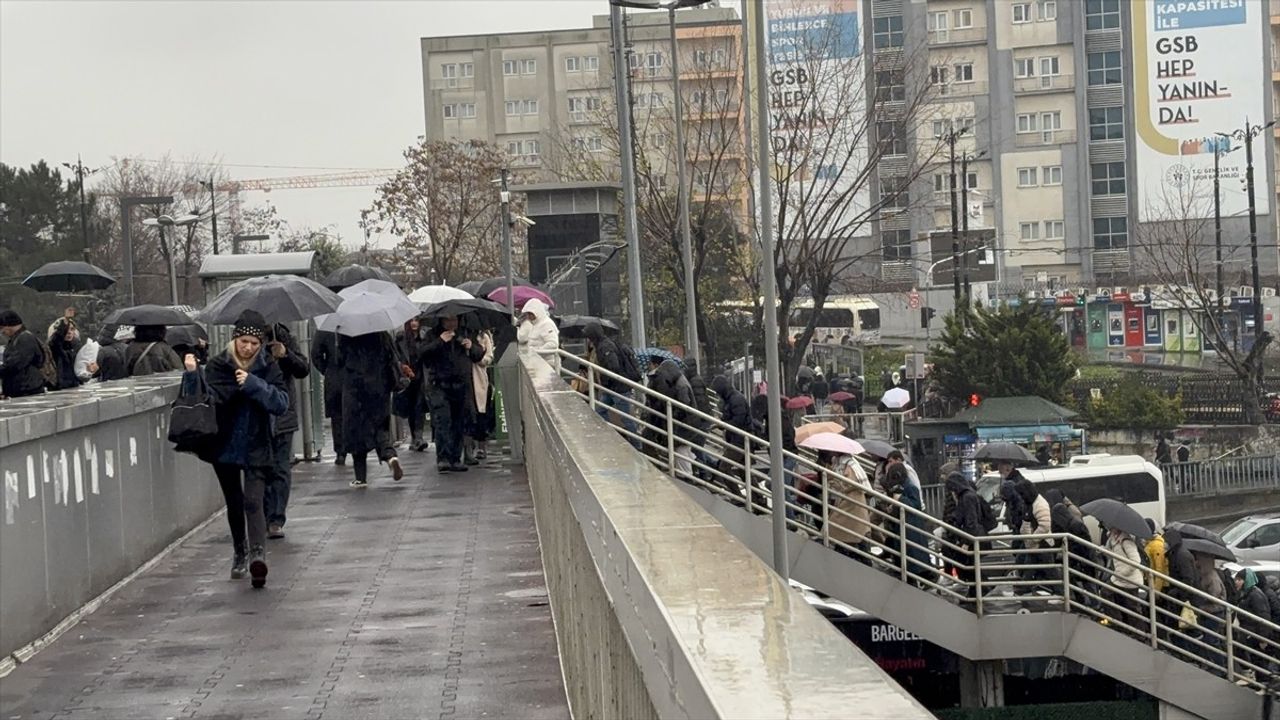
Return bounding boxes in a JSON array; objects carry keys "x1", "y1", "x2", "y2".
[{"x1": 169, "y1": 370, "x2": 219, "y2": 454}]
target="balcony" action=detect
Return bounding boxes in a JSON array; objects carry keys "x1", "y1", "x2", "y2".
[
  {"x1": 1015, "y1": 128, "x2": 1078, "y2": 147},
  {"x1": 928, "y1": 27, "x2": 988, "y2": 46},
  {"x1": 429, "y1": 78, "x2": 475, "y2": 91},
  {"x1": 932, "y1": 80, "x2": 988, "y2": 99},
  {"x1": 1013, "y1": 74, "x2": 1076, "y2": 94}
]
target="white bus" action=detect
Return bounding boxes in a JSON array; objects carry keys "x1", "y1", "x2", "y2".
[
  {"x1": 977, "y1": 454, "x2": 1167, "y2": 540},
  {"x1": 789, "y1": 295, "x2": 881, "y2": 343}
]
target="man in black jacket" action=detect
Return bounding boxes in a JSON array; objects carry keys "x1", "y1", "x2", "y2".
[
  {"x1": 683, "y1": 360, "x2": 713, "y2": 477},
  {"x1": 422, "y1": 315, "x2": 485, "y2": 473},
  {"x1": 0, "y1": 310, "x2": 47, "y2": 398},
  {"x1": 645, "y1": 357, "x2": 697, "y2": 479},
  {"x1": 945, "y1": 471, "x2": 984, "y2": 598},
  {"x1": 583, "y1": 321, "x2": 639, "y2": 443},
  {"x1": 710, "y1": 375, "x2": 753, "y2": 493},
  {"x1": 263, "y1": 324, "x2": 310, "y2": 539},
  {"x1": 310, "y1": 330, "x2": 345, "y2": 465}
]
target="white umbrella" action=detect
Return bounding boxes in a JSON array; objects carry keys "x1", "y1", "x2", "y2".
[
  {"x1": 316, "y1": 290, "x2": 420, "y2": 337},
  {"x1": 408, "y1": 284, "x2": 472, "y2": 307},
  {"x1": 881, "y1": 387, "x2": 912, "y2": 409},
  {"x1": 797, "y1": 432, "x2": 864, "y2": 456},
  {"x1": 340, "y1": 278, "x2": 408, "y2": 300}
]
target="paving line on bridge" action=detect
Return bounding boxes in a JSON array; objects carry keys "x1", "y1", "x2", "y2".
[
  {"x1": 440, "y1": 476, "x2": 483, "y2": 720},
  {"x1": 0, "y1": 507, "x2": 226, "y2": 683}
]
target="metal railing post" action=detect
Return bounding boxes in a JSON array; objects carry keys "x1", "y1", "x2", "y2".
[
  {"x1": 665, "y1": 401, "x2": 676, "y2": 476},
  {"x1": 743, "y1": 433, "x2": 753, "y2": 511},
  {"x1": 588, "y1": 366, "x2": 597, "y2": 410},
  {"x1": 1225, "y1": 608, "x2": 1235, "y2": 680},
  {"x1": 1147, "y1": 569, "x2": 1158, "y2": 649},
  {"x1": 974, "y1": 540, "x2": 984, "y2": 617},
  {"x1": 897, "y1": 504, "x2": 908, "y2": 581},
  {"x1": 821, "y1": 474, "x2": 830, "y2": 546},
  {"x1": 1061, "y1": 541, "x2": 1072, "y2": 609}
]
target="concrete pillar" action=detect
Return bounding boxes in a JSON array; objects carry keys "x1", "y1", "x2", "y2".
[
  {"x1": 958, "y1": 658, "x2": 1005, "y2": 708},
  {"x1": 1158, "y1": 701, "x2": 1207, "y2": 720}
]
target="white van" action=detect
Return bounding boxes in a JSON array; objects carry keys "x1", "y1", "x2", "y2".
[{"x1": 976, "y1": 454, "x2": 1167, "y2": 539}]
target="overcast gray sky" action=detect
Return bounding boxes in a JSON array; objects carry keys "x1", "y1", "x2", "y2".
[{"x1": 0, "y1": 0, "x2": 604, "y2": 251}]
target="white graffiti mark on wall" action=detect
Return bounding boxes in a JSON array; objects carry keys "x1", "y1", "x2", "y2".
[{"x1": 3, "y1": 470, "x2": 18, "y2": 525}]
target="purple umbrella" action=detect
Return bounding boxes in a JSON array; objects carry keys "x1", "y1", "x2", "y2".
[{"x1": 489, "y1": 285, "x2": 554, "y2": 311}]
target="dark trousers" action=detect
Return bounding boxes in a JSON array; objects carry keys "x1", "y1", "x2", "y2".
[
  {"x1": 330, "y1": 412, "x2": 345, "y2": 457},
  {"x1": 428, "y1": 384, "x2": 467, "y2": 464},
  {"x1": 214, "y1": 463, "x2": 268, "y2": 552},
  {"x1": 408, "y1": 412, "x2": 427, "y2": 445},
  {"x1": 352, "y1": 433, "x2": 397, "y2": 483},
  {"x1": 263, "y1": 432, "x2": 293, "y2": 527}
]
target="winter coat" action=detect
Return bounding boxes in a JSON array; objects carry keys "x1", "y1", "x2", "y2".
[
  {"x1": 392, "y1": 326, "x2": 428, "y2": 419},
  {"x1": 0, "y1": 329, "x2": 47, "y2": 397},
  {"x1": 584, "y1": 322, "x2": 633, "y2": 393},
  {"x1": 48, "y1": 319, "x2": 83, "y2": 390},
  {"x1": 1053, "y1": 503, "x2": 1096, "y2": 578},
  {"x1": 336, "y1": 332, "x2": 398, "y2": 456},
  {"x1": 126, "y1": 335, "x2": 182, "y2": 377},
  {"x1": 646, "y1": 359, "x2": 698, "y2": 445},
  {"x1": 1001, "y1": 479, "x2": 1028, "y2": 536},
  {"x1": 1163, "y1": 529, "x2": 1201, "y2": 604},
  {"x1": 310, "y1": 330, "x2": 342, "y2": 418},
  {"x1": 1107, "y1": 533, "x2": 1144, "y2": 590},
  {"x1": 810, "y1": 378, "x2": 829, "y2": 402},
  {"x1": 1194, "y1": 553, "x2": 1226, "y2": 605},
  {"x1": 269, "y1": 324, "x2": 310, "y2": 436},
  {"x1": 945, "y1": 472, "x2": 985, "y2": 541},
  {"x1": 891, "y1": 473, "x2": 931, "y2": 573},
  {"x1": 828, "y1": 456, "x2": 872, "y2": 547},
  {"x1": 1144, "y1": 533, "x2": 1169, "y2": 592},
  {"x1": 471, "y1": 331, "x2": 495, "y2": 414},
  {"x1": 516, "y1": 298, "x2": 560, "y2": 372},
  {"x1": 190, "y1": 347, "x2": 289, "y2": 467},
  {"x1": 1042, "y1": 489, "x2": 1084, "y2": 523},
  {"x1": 684, "y1": 365, "x2": 711, "y2": 431},
  {"x1": 710, "y1": 375, "x2": 752, "y2": 451},
  {"x1": 750, "y1": 393, "x2": 797, "y2": 453},
  {"x1": 1236, "y1": 569, "x2": 1271, "y2": 623},
  {"x1": 1264, "y1": 576, "x2": 1280, "y2": 625},
  {"x1": 422, "y1": 324, "x2": 485, "y2": 390}
]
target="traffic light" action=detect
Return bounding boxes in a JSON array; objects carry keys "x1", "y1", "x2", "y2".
[
  {"x1": 920, "y1": 306, "x2": 936, "y2": 328},
  {"x1": 968, "y1": 393, "x2": 981, "y2": 407}
]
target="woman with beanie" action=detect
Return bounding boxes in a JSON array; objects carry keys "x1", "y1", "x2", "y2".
[{"x1": 183, "y1": 309, "x2": 288, "y2": 588}]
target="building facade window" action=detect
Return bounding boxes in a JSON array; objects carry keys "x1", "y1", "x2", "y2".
[
  {"x1": 930, "y1": 65, "x2": 950, "y2": 86},
  {"x1": 1089, "y1": 106, "x2": 1125, "y2": 140},
  {"x1": 587, "y1": 136, "x2": 603, "y2": 152},
  {"x1": 1087, "y1": 51, "x2": 1122, "y2": 86},
  {"x1": 1091, "y1": 161, "x2": 1126, "y2": 195},
  {"x1": 505, "y1": 99, "x2": 539, "y2": 116},
  {"x1": 644, "y1": 52, "x2": 664, "y2": 76},
  {"x1": 1037, "y1": 0, "x2": 1057, "y2": 21},
  {"x1": 875, "y1": 69, "x2": 906, "y2": 102},
  {"x1": 1085, "y1": 0, "x2": 1121, "y2": 31},
  {"x1": 461, "y1": 62, "x2": 474, "y2": 78},
  {"x1": 585, "y1": 56, "x2": 599, "y2": 71},
  {"x1": 954, "y1": 8, "x2": 973, "y2": 28},
  {"x1": 1046, "y1": 220, "x2": 1065, "y2": 239},
  {"x1": 873, "y1": 16, "x2": 905, "y2": 49},
  {"x1": 1093, "y1": 216, "x2": 1127, "y2": 249},
  {"x1": 443, "y1": 104, "x2": 457, "y2": 119},
  {"x1": 882, "y1": 229, "x2": 912, "y2": 260},
  {"x1": 460, "y1": 103, "x2": 476, "y2": 118},
  {"x1": 928, "y1": 11, "x2": 949, "y2": 41},
  {"x1": 1015, "y1": 58, "x2": 1035, "y2": 78},
  {"x1": 1043, "y1": 165, "x2": 1063, "y2": 185},
  {"x1": 953, "y1": 63, "x2": 974, "y2": 82},
  {"x1": 1017, "y1": 167, "x2": 1039, "y2": 187},
  {"x1": 1020, "y1": 221, "x2": 1040, "y2": 240},
  {"x1": 1012, "y1": 3, "x2": 1032, "y2": 23},
  {"x1": 1016, "y1": 113, "x2": 1037, "y2": 133},
  {"x1": 935, "y1": 172, "x2": 978, "y2": 191},
  {"x1": 566, "y1": 56, "x2": 580, "y2": 72},
  {"x1": 503, "y1": 60, "x2": 517, "y2": 76},
  {"x1": 1039, "y1": 56, "x2": 1060, "y2": 77},
  {"x1": 880, "y1": 177, "x2": 909, "y2": 209},
  {"x1": 519, "y1": 59, "x2": 537, "y2": 75},
  {"x1": 506, "y1": 139, "x2": 541, "y2": 160},
  {"x1": 877, "y1": 121, "x2": 907, "y2": 155}
]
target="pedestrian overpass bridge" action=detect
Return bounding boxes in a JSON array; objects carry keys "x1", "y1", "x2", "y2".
[{"x1": 1, "y1": 351, "x2": 1276, "y2": 719}]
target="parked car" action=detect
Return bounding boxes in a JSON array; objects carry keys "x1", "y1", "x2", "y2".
[{"x1": 1222, "y1": 514, "x2": 1280, "y2": 562}]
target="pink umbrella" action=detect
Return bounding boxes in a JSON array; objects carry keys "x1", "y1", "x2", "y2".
[
  {"x1": 797, "y1": 432, "x2": 864, "y2": 456},
  {"x1": 489, "y1": 285, "x2": 554, "y2": 310},
  {"x1": 785, "y1": 395, "x2": 815, "y2": 410}
]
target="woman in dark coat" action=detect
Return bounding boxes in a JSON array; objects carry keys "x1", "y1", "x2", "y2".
[
  {"x1": 393, "y1": 317, "x2": 429, "y2": 452},
  {"x1": 337, "y1": 331, "x2": 404, "y2": 487},
  {"x1": 310, "y1": 330, "x2": 345, "y2": 464},
  {"x1": 126, "y1": 324, "x2": 182, "y2": 376},
  {"x1": 48, "y1": 317, "x2": 83, "y2": 390},
  {"x1": 182, "y1": 310, "x2": 288, "y2": 588}
]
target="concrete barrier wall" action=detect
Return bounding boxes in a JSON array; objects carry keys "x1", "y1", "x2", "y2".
[
  {"x1": 517, "y1": 352, "x2": 934, "y2": 720},
  {"x1": 0, "y1": 375, "x2": 223, "y2": 660}
]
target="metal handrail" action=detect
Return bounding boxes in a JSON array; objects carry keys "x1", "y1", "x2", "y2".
[{"x1": 553, "y1": 350, "x2": 1280, "y2": 692}]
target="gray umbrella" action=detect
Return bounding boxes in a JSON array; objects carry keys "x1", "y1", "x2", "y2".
[
  {"x1": 321, "y1": 264, "x2": 392, "y2": 290},
  {"x1": 23, "y1": 261, "x2": 116, "y2": 292},
  {"x1": 316, "y1": 290, "x2": 420, "y2": 337},
  {"x1": 104, "y1": 304, "x2": 197, "y2": 326},
  {"x1": 1164, "y1": 521, "x2": 1227, "y2": 547},
  {"x1": 1182, "y1": 537, "x2": 1236, "y2": 562},
  {"x1": 852, "y1": 438, "x2": 897, "y2": 460},
  {"x1": 200, "y1": 274, "x2": 342, "y2": 324},
  {"x1": 973, "y1": 442, "x2": 1037, "y2": 465},
  {"x1": 1080, "y1": 498, "x2": 1154, "y2": 540}
]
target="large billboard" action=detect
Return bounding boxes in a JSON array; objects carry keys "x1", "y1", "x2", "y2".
[
  {"x1": 758, "y1": 0, "x2": 871, "y2": 237},
  {"x1": 1132, "y1": 0, "x2": 1270, "y2": 221}
]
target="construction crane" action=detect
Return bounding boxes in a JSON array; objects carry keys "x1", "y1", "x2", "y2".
[{"x1": 193, "y1": 169, "x2": 397, "y2": 194}]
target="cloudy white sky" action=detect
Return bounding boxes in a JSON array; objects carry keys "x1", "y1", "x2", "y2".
[{"x1": 0, "y1": 0, "x2": 606, "y2": 251}]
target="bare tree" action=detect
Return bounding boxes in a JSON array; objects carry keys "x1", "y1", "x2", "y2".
[
  {"x1": 366, "y1": 138, "x2": 524, "y2": 287},
  {"x1": 1133, "y1": 177, "x2": 1272, "y2": 423}
]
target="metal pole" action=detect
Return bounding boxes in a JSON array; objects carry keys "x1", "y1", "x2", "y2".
[
  {"x1": 749, "y1": 0, "x2": 789, "y2": 579},
  {"x1": 1214, "y1": 148, "x2": 1224, "y2": 340},
  {"x1": 1244, "y1": 123, "x2": 1262, "y2": 384},
  {"x1": 500, "y1": 168, "x2": 515, "y2": 316},
  {"x1": 162, "y1": 227, "x2": 179, "y2": 304},
  {"x1": 961, "y1": 153, "x2": 971, "y2": 314},
  {"x1": 669, "y1": 7, "x2": 701, "y2": 371},
  {"x1": 121, "y1": 203, "x2": 135, "y2": 305},
  {"x1": 610, "y1": 2, "x2": 647, "y2": 348},
  {"x1": 208, "y1": 176, "x2": 220, "y2": 255},
  {"x1": 948, "y1": 132, "x2": 960, "y2": 312},
  {"x1": 75, "y1": 157, "x2": 90, "y2": 260}
]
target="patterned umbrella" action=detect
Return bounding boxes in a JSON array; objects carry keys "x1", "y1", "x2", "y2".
[{"x1": 635, "y1": 347, "x2": 682, "y2": 368}]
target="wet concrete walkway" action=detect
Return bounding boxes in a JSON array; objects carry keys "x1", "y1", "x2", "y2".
[{"x1": 0, "y1": 447, "x2": 568, "y2": 720}]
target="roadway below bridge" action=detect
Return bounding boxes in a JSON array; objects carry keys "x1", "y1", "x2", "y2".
[{"x1": 0, "y1": 450, "x2": 568, "y2": 720}]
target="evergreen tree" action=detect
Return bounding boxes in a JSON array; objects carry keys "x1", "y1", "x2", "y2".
[{"x1": 928, "y1": 302, "x2": 1077, "y2": 404}]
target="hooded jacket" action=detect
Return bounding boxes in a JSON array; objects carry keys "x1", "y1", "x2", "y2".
[
  {"x1": 683, "y1": 361, "x2": 711, "y2": 430},
  {"x1": 646, "y1": 359, "x2": 698, "y2": 445},
  {"x1": 126, "y1": 325, "x2": 182, "y2": 377},
  {"x1": 269, "y1": 324, "x2": 311, "y2": 436},
  {"x1": 1235, "y1": 568, "x2": 1271, "y2": 625},
  {"x1": 189, "y1": 346, "x2": 289, "y2": 467},
  {"x1": 516, "y1": 299, "x2": 560, "y2": 372},
  {"x1": 0, "y1": 327, "x2": 46, "y2": 397},
  {"x1": 710, "y1": 375, "x2": 752, "y2": 450},
  {"x1": 750, "y1": 393, "x2": 796, "y2": 452},
  {"x1": 1263, "y1": 576, "x2": 1280, "y2": 624},
  {"x1": 945, "y1": 472, "x2": 985, "y2": 540},
  {"x1": 583, "y1": 320, "x2": 631, "y2": 392},
  {"x1": 1162, "y1": 528, "x2": 1201, "y2": 604}
]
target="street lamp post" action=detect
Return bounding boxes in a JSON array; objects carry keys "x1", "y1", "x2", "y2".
[
  {"x1": 1220, "y1": 119, "x2": 1276, "y2": 382},
  {"x1": 61, "y1": 156, "x2": 99, "y2": 261},
  {"x1": 959, "y1": 149, "x2": 987, "y2": 311},
  {"x1": 143, "y1": 213, "x2": 201, "y2": 304},
  {"x1": 499, "y1": 168, "x2": 515, "y2": 316},
  {"x1": 118, "y1": 196, "x2": 174, "y2": 305},
  {"x1": 199, "y1": 176, "x2": 220, "y2": 255},
  {"x1": 608, "y1": 0, "x2": 648, "y2": 347}
]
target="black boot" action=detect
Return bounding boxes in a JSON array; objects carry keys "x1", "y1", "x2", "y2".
[
  {"x1": 335, "y1": 453, "x2": 346, "y2": 466},
  {"x1": 249, "y1": 546, "x2": 268, "y2": 589},
  {"x1": 231, "y1": 547, "x2": 248, "y2": 580}
]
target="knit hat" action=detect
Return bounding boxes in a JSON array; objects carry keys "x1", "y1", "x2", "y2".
[
  {"x1": 0, "y1": 309, "x2": 22, "y2": 327},
  {"x1": 232, "y1": 309, "x2": 268, "y2": 340}
]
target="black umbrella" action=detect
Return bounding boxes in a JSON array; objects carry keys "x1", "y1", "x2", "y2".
[
  {"x1": 200, "y1": 275, "x2": 342, "y2": 324},
  {"x1": 1080, "y1": 498, "x2": 1154, "y2": 540},
  {"x1": 1182, "y1": 537, "x2": 1236, "y2": 562},
  {"x1": 472, "y1": 275, "x2": 532, "y2": 298},
  {"x1": 104, "y1": 304, "x2": 197, "y2": 326},
  {"x1": 321, "y1": 264, "x2": 392, "y2": 291},
  {"x1": 457, "y1": 280, "x2": 484, "y2": 296},
  {"x1": 973, "y1": 442, "x2": 1036, "y2": 465},
  {"x1": 852, "y1": 438, "x2": 896, "y2": 460},
  {"x1": 1164, "y1": 521, "x2": 1227, "y2": 547},
  {"x1": 165, "y1": 323, "x2": 208, "y2": 348},
  {"x1": 22, "y1": 261, "x2": 116, "y2": 292},
  {"x1": 556, "y1": 315, "x2": 620, "y2": 340},
  {"x1": 419, "y1": 297, "x2": 511, "y2": 330}
]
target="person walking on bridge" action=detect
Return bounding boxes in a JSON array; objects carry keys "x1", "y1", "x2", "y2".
[
  {"x1": 0, "y1": 310, "x2": 48, "y2": 398},
  {"x1": 583, "y1": 320, "x2": 641, "y2": 443},
  {"x1": 710, "y1": 375, "x2": 753, "y2": 495},
  {"x1": 263, "y1": 323, "x2": 309, "y2": 540},
  {"x1": 183, "y1": 310, "x2": 289, "y2": 588},
  {"x1": 337, "y1": 331, "x2": 405, "y2": 487},
  {"x1": 423, "y1": 315, "x2": 485, "y2": 473},
  {"x1": 644, "y1": 356, "x2": 696, "y2": 480},
  {"x1": 310, "y1": 330, "x2": 345, "y2": 465}
]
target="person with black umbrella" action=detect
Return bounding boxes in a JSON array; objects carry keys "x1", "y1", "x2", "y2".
[
  {"x1": 310, "y1": 330, "x2": 346, "y2": 465},
  {"x1": 263, "y1": 323, "x2": 310, "y2": 540},
  {"x1": 0, "y1": 309, "x2": 48, "y2": 398},
  {"x1": 126, "y1": 325, "x2": 183, "y2": 376},
  {"x1": 393, "y1": 316, "x2": 430, "y2": 452},
  {"x1": 182, "y1": 310, "x2": 289, "y2": 588},
  {"x1": 422, "y1": 314, "x2": 485, "y2": 473},
  {"x1": 336, "y1": 331, "x2": 405, "y2": 487}
]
